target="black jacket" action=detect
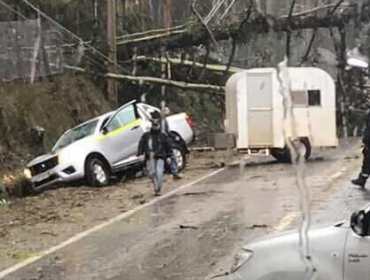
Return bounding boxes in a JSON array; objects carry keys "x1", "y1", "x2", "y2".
[
  {"x1": 364, "y1": 111, "x2": 370, "y2": 145},
  {"x1": 137, "y1": 130, "x2": 171, "y2": 160}
]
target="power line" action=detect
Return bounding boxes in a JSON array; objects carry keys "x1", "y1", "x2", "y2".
[
  {"x1": 0, "y1": 0, "x2": 111, "y2": 71},
  {"x1": 20, "y1": 0, "x2": 126, "y2": 73},
  {"x1": 19, "y1": 0, "x2": 113, "y2": 68}
]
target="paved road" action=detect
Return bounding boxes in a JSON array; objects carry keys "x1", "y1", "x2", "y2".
[{"x1": 2, "y1": 140, "x2": 369, "y2": 280}]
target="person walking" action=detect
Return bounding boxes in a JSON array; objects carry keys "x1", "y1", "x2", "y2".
[
  {"x1": 137, "y1": 118, "x2": 172, "y2": 196},
  {"x1": 161, "y1": 107, "x2": 183, "y2": 180},
  {"x1": 352, "y1": 110, "x2": 370, "y2": 188}
]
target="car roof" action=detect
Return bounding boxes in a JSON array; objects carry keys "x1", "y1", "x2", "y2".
[
  {"x1": 95, "y1": 112, "x2": 114, "y2": 122},
  {"x1": 68, "y1": 112, "x2": 113, "y2": 132},
  {"x1": 69, "y1": 100, "x2": 140, "y2": 130}
]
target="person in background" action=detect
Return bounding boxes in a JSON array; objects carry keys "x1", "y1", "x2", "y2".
[
  {"x1": 137, "y1": 118, "x2": 172, "y2": 196},
  {"x1": 161, "y1": 107, "x2": 183, "y2": 180},
  {"x1": 352, "y1": 110, "x2": 370, "y2": 188}
]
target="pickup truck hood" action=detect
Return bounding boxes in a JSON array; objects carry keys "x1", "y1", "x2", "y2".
[
  {"x1": 27, "y1": 135, "x2": 95, "y2": 167},
  {"x1": 243, "y1": 220, "x2": 349, "y2": 252},
  {"x1": 234, "y1": 221, "x2": 351, "y2": 280},
  {"x1": 27, "y1": 153, "x2": 57, "y2": 167}
]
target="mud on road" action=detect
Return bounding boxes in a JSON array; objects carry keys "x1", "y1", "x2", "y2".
[
  {"x1": 0, "y1": 138, "x2": 364, "y2": 279},
  {"x1": 0, "y1": 150, "x2": 237, "y2": 271}
]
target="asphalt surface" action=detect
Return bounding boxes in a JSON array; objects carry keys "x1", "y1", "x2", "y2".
[{"x1": 1, "y1": 140, "x2": 369, "y2": 280}]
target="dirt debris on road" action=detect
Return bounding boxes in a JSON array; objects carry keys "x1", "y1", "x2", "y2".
[
  {"x1": 0, "y1": 138, "x2": 364, "y2": 280},
  {"x1": 0, "y1": 150, "x2": 238, "y2": 271},
  {"x1": 0, "y1": 139, "x2": 363, "y2": 274}
]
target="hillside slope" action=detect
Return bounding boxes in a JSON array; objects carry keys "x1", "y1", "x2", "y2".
[{"x1": 0, "y1": 74, "x2": 111, "y2": 173}]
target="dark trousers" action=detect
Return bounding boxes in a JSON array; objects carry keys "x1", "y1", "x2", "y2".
[{"x1": 362, "y1": 146, "x2": 370, "y2": 177}]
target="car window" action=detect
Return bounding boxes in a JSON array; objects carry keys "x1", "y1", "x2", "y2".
[
  {"x1": 308, "y1": 90, "x2": 321, "y2": 106},
  {"x1": 106, "y1": 105, "x2": 137, "y2": 132},
  {"x1": 53, "y1": 120, "x2": 99, "y2": 151},
  {"x1": 292, "y1": 90, "x2": 308, "y2": 107}
]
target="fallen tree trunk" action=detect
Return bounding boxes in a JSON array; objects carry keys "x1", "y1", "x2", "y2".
[
  {"x1": 118, "y1": 5, "x2": 354, "y2": 52},
  {"x1": 135, "y1": 56, "x2": 242, "y2": 73},
  {"x1": 64, "y1": 65, "x2": 225, "y2": 94},
  {"x1": 106, "y1": 73, "x2": 225, "y2": 94}
]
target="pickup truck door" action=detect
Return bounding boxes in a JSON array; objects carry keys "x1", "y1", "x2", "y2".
[
  {"x1": 99, "y1": 103, "x2": 144, "y2": 164},
  {"x1": 344, "y1": 229, "x2": 370, "y2": 280}
]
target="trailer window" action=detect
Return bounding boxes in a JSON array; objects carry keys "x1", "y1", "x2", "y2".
[
  {"x1": 308, "y1": 90, "x2": 321, "y2": 106},
  {"x1": 292, "y1": 91, "x2": 308, "y2": 107}
]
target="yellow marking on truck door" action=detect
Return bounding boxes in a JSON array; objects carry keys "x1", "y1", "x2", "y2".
[{"x1": 98, "y1": 119, "x2": 142, "y2": 141}]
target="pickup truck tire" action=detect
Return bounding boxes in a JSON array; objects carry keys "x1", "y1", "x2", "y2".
[
  {"x1": 86, "y1": 157, "x2": 110, "y2": 187},
  {"x1": 173, "y1": 145, "x2": 187, "y2": 172}
]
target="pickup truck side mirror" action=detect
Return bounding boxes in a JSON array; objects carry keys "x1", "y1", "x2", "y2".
[
  {"x1": 351, "y1": 210, "x2": 367, "y2": 237},
  {"x1": 102, "y1": 126, "x2": 109, "y2": 135}
]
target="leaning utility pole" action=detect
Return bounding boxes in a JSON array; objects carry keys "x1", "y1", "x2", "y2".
[
  {"x1": 107, "y1": 0, "x2": 118, "y2": 107},
  {"x1": 161, "y1": 0, "x2": 172, "y2": 115}
]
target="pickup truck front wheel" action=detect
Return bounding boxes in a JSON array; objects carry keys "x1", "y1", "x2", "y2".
[{"x1": 86, "y1": 157, "x2": 110, "y2": 187}]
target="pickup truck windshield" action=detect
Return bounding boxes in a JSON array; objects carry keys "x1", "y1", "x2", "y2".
[{"x1": 53, "y1": 120, "x2": 99, "y2": 152}]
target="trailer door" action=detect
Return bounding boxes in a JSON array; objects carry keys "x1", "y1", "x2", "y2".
[{"x1": 247, "y1": 73, "x2": 273, "y2": 146}]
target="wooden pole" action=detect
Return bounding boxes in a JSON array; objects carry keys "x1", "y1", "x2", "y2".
[
  {"x1": 107, "y1": 0, "x2": 118, "y2": 107},
  {"x1": 163, "y1": 0, "x2": 172, "y2": 29},
  {"x1": 161, "y1": 50, "x2": 167, "y2": 114},
  {"x1": 30, "y1": 11, "x2": 41, "y2": 83}
]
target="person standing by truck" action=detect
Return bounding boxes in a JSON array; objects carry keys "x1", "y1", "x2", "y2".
[
  {"x1": 137, "y1": 118, "x2": 172, "y2": 196},
  {"x1": 352, "y1": 110, "x2": 370, "y2": 188},
  {"x1": 161, "y1": 107, "x2": 183, "y2": 180}
]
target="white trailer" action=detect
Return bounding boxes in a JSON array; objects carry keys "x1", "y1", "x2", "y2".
[{"x1": 225, "y1": 67, "x2": 338, "y2": 161}]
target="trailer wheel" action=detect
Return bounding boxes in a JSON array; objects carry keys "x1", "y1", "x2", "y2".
[
  {"x1": 272, "y1": 138, "x2": 311, "y2": 163},
  {"x1": 297, "y1": 138, "x2": 311, "y2": 161},
  {"x1": 271, "y1": 148, "x2": 288, "y2": 163}
]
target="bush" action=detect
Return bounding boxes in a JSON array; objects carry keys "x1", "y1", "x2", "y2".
[
  {"x1": 0, "y1": 183, "x2": 7, "y2": 204},
  {"x1": 0, "y1": 173, "x2": 34, "y2": 199}
]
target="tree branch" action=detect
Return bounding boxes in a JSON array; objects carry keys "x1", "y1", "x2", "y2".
[
  {"x1": 286, "y1": 0, "x2": 297, "y2": 59},
  {"x1": 191, "y1": 0, "x2": 220, "y2": 54},
  {"x1": 300, "y1": 29, "x2": 317, "y2": 65},
  {"x1": 118, "y1": 10, "x2": 352, "y2": 52},
  {"x1": 64, "y1": 65, "x2": 225, "y2": 94},
  {"x1": 198, "y1": 43, "x2": 210, "y2": 82},
  {"x1": 329, "y1": 0, "x2": 346, "y2": 16},
  {"x1": 135, "y1": 56, "x2": 242, "y2": 73}
]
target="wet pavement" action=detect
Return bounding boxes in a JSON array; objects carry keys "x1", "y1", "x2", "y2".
[{"x1": 1, "y1": 140, "x2": 369, "y2": 280}]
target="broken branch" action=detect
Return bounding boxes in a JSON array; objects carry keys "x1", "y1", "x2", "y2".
[
  {"x1": 179, "y1": 224, "x2": 199, "y2": 230},
  {"x1": 118, "y1": 11, "x2": 352, "y2": 52},
  {"x1": 135, "y1": 56, "x2": 242, "y2": 73},
  {"x1": 300, "y1": 29, "x2": 317, "y2": 65},
  {"x1": 64, "y1": 65, "x2": 225, "y2": 94},
  {"x1": 286, "y1": 0, "x2": 297, "y2": 59},
  {"x1": 329, "y1": 0, "x2": 346, "y2": 16}
]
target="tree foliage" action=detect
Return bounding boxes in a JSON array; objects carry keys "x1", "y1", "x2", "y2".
[{"x1": 2, "y1": 0, "x2": 370, "y2": 135}]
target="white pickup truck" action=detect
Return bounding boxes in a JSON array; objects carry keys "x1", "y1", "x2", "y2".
[
  {"x1": 24, "y1": 100, "x2": 194, "y2": 191},
  {"x1": 228, "y1": 202, "x2": 370, "y2": 280}
]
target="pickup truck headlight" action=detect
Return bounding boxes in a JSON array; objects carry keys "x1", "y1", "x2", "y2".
[
  {"x1": 23, "y1": 168, "x2": 32, "y2": 179},
  {"x1": 230, "y1": 249, "x2": 253, "y2": 273},
  {"x1": 58, "y1": 151, "x2": 70, "y2": 165}
]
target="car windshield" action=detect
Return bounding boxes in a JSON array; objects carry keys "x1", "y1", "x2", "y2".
[{"x1": 53, "y1": 120, "x2": 99, "y2": 152}]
